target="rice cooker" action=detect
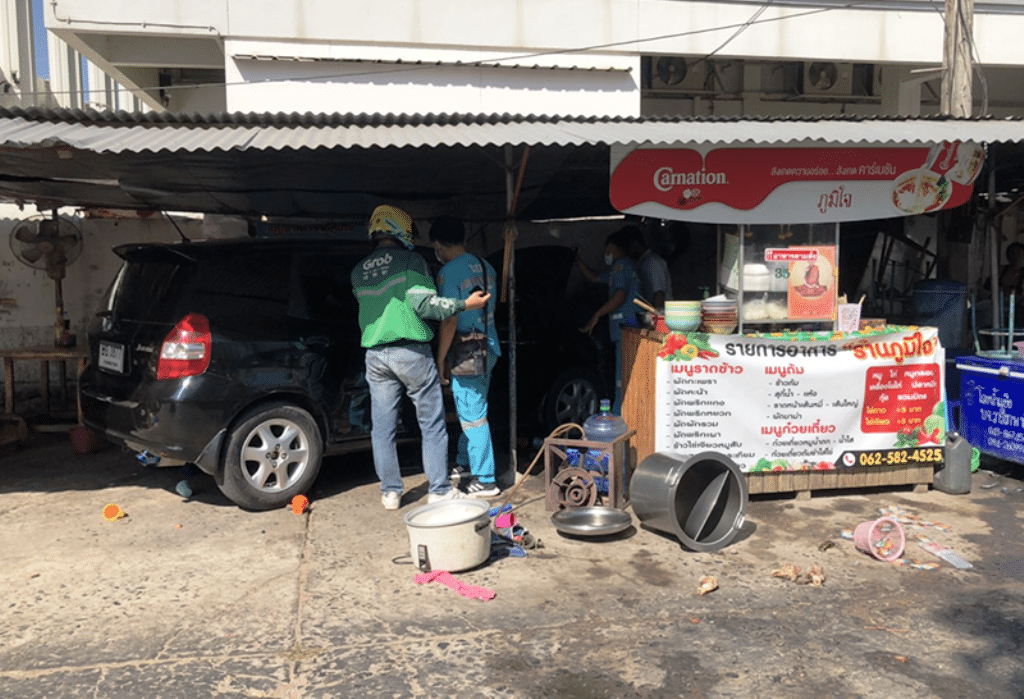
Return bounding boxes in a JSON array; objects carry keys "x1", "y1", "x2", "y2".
[{"x1": 403, "y1": 499, "x2": 492, "y2": 572}]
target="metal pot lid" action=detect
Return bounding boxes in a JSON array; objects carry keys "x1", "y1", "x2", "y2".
[{"x1": 551, "y1": 506, "x2": 632, "y2": 537}]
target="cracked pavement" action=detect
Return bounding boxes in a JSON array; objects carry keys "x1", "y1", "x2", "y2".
[{"x1": 1, "y1": 435, "x2": 1023, "y2": 698}]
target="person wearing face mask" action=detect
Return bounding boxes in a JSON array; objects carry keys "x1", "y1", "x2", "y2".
[
  {"x1": 575, "y1": 227, "x2": 642, "y2": 414},
  {"x1": 429, "y1": 216, "x2": 502, "y2": 497}
]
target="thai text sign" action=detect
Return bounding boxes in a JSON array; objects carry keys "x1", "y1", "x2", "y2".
[
  {"x1": 958, "y1": 356, "x2": 1024, "y2": 465},
  {"x1": 654, "y1": 328, "x2": 946, "y2": 472},
  {"x1": 610, "y1": 142, "x2": 984, "y2": 224}
]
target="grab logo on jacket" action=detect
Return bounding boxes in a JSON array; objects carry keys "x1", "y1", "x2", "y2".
[{"x1": 363, "y1": 252, "x2": 393, "y2": 271}]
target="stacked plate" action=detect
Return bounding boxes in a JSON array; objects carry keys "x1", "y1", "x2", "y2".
[
  {"x1": 664, "y1": 300, "x2": 702, "y2": 332},
  {"x1": 701, "y1": 297, "x2": 738, "y2": 335}
]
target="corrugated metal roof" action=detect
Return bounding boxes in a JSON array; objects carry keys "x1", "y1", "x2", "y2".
[
  {"x1": 3, "y1": 107, "x2": 1024, "y2": 220},
  {"x1": 3, "y1": 108, "x2": 1024, "y2": 155}
]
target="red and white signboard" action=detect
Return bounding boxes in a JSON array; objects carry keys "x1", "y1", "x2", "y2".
[
  {"x1": 654, "y1": 328, "x2": 947, "y2": 472},
  {"x1": 609, "y1": 142, "x2": 985, "y2": 224}
]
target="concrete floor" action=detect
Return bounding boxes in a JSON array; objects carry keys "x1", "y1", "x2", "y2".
[{"x1": 1, "y1": 432, "x2": 1023, "y2": 699}]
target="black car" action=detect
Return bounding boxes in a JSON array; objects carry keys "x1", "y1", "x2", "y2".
[
  {"x1": 486, "y1": 246, "x2": 609, "y2": 430},
  {"x1": 80, "y1": 238, "x2": 606, "y2": 510}
]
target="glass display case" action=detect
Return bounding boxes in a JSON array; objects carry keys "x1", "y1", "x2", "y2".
[{"x1": 718, "y1": 223, "x2": 839, "y2": 334}]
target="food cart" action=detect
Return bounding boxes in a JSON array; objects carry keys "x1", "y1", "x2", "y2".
[{"x1": 610, "y1": 140, "x2": 986, "y2": 498}]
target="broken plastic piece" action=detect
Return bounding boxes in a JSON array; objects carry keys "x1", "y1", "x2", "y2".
[
  {"x1": 918, "y1": 541, "x2": 973, "y2": 569},
  {"x1": 290, "y1": 495, "x2": 309, "y2": 514},
  {"x1": 102, "y1": 503, "x2": 126, "y2": 521},
  {"x1": 174, "y1": 480, "x2": 192, "y2": 498}
]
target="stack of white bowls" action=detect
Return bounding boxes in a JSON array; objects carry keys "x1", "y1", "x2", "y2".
[
  {"x1": 701, "y1": 297, "x2": 738, "y2": 334},
  {"x1": 742, "y1": 264, "x2": 771, "y2": 291},
  {"x1": 663, "y1": 300, "x2": 702, "y2": 332}
]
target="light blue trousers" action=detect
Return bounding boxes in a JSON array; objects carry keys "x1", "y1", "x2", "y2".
[{"x1": 451, "y1": 358, "x2": 497, "y2": 484}]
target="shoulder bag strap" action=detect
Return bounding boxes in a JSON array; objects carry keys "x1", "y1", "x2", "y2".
[{"x1": 474, "y1": 254, "x2": 488, "y2": 338}]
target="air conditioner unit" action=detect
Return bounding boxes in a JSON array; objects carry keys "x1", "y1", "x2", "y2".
[
  {"x1": 850, "y1": 63, "x2": 881, "y2": 97},
  {"x1": 648, "y1": 56, "x2": 708, "y2": 92},
  {"x1": 709, "y1": 59, "x2": 744, "y2": 94},
  {"x1": 762, "y1": 62, "x2": 801, "y2": 94},
  {"x1": 872, "y1": 64, "x2": 884, "y2": 98},
  {"x1": 802, "y1": 61, "x2": 854, "y2": 96}
]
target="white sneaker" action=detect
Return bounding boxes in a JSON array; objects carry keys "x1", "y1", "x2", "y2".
[
  {"x1": 381, "y1": 491, "x2": 402, "y2": 510},
  {"x1": 465, "y1": 479, "x2": 501, "y2": 498},
  {"x1": 428, "y1": 488, "x2": 466, "y2": 504}
]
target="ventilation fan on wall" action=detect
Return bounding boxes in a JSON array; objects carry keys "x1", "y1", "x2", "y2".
[
  {"x1": 656, "y1": 57, "x2": 688, "y2": 86},
  {"x1": 802, "y1": 61, "x2": 854, "y2": 96},
  {"x1": 9, "y1": 214, "x2": 84, "y2": 346},
  {"x1": 649, "y1": 56, "x2": 707, "y2": 91}
]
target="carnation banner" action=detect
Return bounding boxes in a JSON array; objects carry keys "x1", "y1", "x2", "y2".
[
  {"x1": 654, "y1": 328, "x2": 947, "y2": 472},
  {"x1": 610, "y1": 142, "x2": 985, "y2": 224}
]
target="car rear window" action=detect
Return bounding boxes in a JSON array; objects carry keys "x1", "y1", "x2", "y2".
[
  {"x1": 110, "y1": 250, "x2": 194, "y2": 322},
  {"x1": 110, "y1": 246, "x2": 292, "y2": 327},
  {"x1": 190, "y1": 251, "x2": 290, "y2": 324}
]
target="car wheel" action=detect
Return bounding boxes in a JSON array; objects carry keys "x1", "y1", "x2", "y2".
[
  {"x1": 218, "y1": 402, "x2": 323, "y2": 510},
  {"x1": 543, "y1": 368, "x2": 602, "y2": 430}
]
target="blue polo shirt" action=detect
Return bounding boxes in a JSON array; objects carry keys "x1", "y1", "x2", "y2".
[
  {"x1": 606, "y1": 257, "x2": 641, "y2": 343},
  {"x1": 437, "y1": 253, "x2": 502, "y2": 359}
]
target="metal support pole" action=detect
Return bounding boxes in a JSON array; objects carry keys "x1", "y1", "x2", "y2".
[
  {"x1": 989, "y1": 151, "x2": 999, "y2": 329},
  {"x1": 504, "y1": 145, "x2": 518, "y2": 483},
  {"x1": 52, "y1": 209, "x2": 64, "y2": 348},
  {"x1": 498, "y1": 144, "x2": 531, "y2": 485}
]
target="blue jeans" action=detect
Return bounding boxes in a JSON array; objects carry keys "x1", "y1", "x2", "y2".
[
  {"x1": 451, "y1": 357, "x2": 497, "y2": 484},
  {"x1": 365, "y1": 343, "x2": 450, "y2": 496}
]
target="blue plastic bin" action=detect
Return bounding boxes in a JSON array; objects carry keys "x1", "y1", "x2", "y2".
[{"x1": 957, "y1": 354, "x2": 1024, "y2": 465}]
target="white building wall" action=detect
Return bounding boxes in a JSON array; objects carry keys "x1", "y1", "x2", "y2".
[
  {"x1": 0, "y1": 204, "x2": 202, "y2": 409},
  {"x1": 46, "y1": 0, "x2": 1024, "y2": 117},
  {"x1": 0, "y1": 0, "x2": 37, "y2": 108},
  {"x1": 45, "y1": 0, "x2": 1024, "y2": 67}
]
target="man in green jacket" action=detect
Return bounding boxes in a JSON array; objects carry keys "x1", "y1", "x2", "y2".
[{"x1": 352, "y1": 205, "x2": 490, "y2": 510}]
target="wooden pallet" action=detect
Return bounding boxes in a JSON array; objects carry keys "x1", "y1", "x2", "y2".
[{"x1": 746, "y1": 465, "x2": 931, "y2": 499}]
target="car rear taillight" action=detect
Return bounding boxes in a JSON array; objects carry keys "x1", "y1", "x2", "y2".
[{"x1": 156, "y1": 313, "x2": 211, "y2": 380}]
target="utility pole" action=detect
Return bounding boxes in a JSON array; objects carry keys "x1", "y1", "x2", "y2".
[
  {"x1": 941, "y1": 0, "x2": 973, "y2": 117},
  {"x1": 935, "y1": 0, "x2": 974, "y2": 282}
]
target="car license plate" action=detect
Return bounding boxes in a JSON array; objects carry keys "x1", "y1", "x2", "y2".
[{"x1": 98, "y1": 341, "x2": 125, "y2": 373}]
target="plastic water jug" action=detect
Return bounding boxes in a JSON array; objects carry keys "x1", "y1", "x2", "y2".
[
  {"x1": 583, "y1": 400, "x2": 629, "y2": 443},
  {"x1": 934, "y1": 432, "x2": 972, "y2": 495}
]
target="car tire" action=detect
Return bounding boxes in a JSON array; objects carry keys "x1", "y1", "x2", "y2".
[
  {"x1": 543, "y1": 368, "x2": 602, "y2": 431},
  {"x1": 218, "y1": 402, "x2": 323, "y2": 510}
]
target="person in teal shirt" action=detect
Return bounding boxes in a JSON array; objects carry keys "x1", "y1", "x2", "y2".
[
  {"x1": 429, "y1": 217, "x2": 502, "y2": 497},
  {"x1": 576, "y1": 227, "x2": 642, "y2": 414}
]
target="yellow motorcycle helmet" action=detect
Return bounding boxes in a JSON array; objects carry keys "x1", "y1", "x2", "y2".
[{"x1": 368, "y1": 205, "x2": 414, "y2": 249}]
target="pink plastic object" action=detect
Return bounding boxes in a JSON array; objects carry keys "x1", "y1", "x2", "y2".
[
  {"x1": 854, "y1": 517, "x2": 906, "y2": 561},
  {"x1": 1015, "y1": 341, "x2": 1024, "y2": 360},
  {"x1": 414, "y1": 571, "x2": 496, "y2": 601},
  {"x1": 495, "y1": 512, "x2": 517, "y2": 529}
]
